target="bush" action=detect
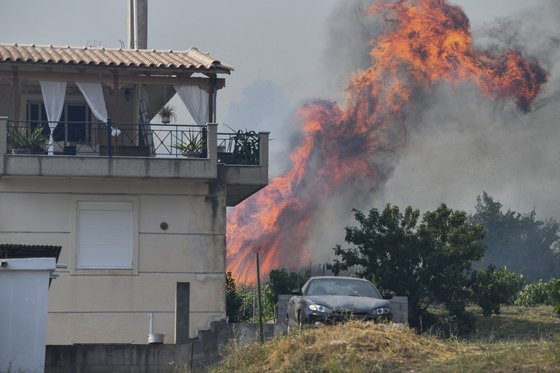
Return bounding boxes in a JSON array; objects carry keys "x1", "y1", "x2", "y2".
[
  {"x1": 470, "y1": 265, "x2": 524, "y2": 316},
  {"x1": 515, "y1": 279, "x2": 560, "y2": 307}
]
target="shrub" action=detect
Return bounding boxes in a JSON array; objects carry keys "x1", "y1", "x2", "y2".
[
  {"x1": 470, "y1": 265, "x2": 524, "y2": 316},
  {"x1": 515, "y1": 279, "x2": 560, "y2": 306}
]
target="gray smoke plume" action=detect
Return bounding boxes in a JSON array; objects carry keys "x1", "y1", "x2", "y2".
[
  {"x1": 306, "y1": 0, "x2": 560, "y2": 266},
  {"x1": 378, "y1": 0, "x2": 560, "y2": 218}
]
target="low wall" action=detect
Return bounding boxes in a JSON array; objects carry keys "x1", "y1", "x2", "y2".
[{"x1": 45, "y1": 322, "x2": 284, "y2": 373}]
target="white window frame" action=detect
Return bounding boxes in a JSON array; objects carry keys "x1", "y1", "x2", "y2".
[{"x1": 70, "y1": 196, "x2": 139, "y2": 276}]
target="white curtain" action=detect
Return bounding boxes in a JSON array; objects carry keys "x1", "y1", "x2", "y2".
[
  {"x1": 39, "y1": 81, "x2": 66, "y2": 155},
  {"x1": 174, "y1": 85, "x2": 209, "y2": 126},
  {"x1": 76, "y1": 82, "x2": 120, "y2": 136}
]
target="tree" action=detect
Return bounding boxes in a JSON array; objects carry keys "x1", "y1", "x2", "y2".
[
  {"x1": 226, "y1": 272, "x2": 242, "y2": 322},
  {"x1": 471, "y1": 192, "x2": 560, "y2": 282},
  {"x1": 329, "y1": 204, "x2": 485, "y2": 330},
  {"x1": 268, "y1": 269, "x2": 310, "y2": 304},
  {"x1": 470, "y1": 265, "x2": 524, "y2": 316}
]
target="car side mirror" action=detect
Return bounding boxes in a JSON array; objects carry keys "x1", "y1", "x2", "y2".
[
  {"x1": 291, "y1": 288, "x2": 303, "y2": 296},
  {"x1": 382, "y1": 293, "x2": 393, "y2": 300}
]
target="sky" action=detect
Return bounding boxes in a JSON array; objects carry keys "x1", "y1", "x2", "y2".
[{"x1": 0, "y1": 0, "x2": 533, "y2": 125}]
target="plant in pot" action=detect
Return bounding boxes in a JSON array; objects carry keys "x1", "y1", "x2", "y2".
[
  {"x1": 173, "y1": 131, "x2": 206, "y2": 158},
  {"x1": 158, "y1": 105, "x2": 176, "y2": 124},
  {"x1": 232, "y1": 130, "x2": 259, "y2": 165},
  {"x1": 8, "y1": 126, "x2": 48, "y2": 154}
]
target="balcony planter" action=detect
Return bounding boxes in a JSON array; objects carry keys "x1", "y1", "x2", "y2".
[
  {"x1": 173, "y1": 131, "x2": 206, "y2": 158},
  {"x1": 8, "y1": 127, "x2": 48, "y2": 155},
  {"x1": 158, "y1": 105, "x2": 176, "y2": 124},
  {"x1": 12, "y1": 148, "x2": 32, "y2": 155}
]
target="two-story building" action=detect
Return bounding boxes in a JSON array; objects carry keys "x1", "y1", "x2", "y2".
[{"x1": 0, "y1": 42, "x2": 268, "y2": 344}]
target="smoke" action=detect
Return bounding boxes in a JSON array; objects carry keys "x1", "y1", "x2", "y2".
[
  {"x1": 321, "y1": 0, "x2": 385, "y2": 101},
  {"x1": 303, "y1": 0, "x2": 560, "y2": 266},
  {"x1": 376, "y1": 0, "x2": 560, "y2": 219},
  {"x1": 224, "y1": 80, "x2": 294, "y2": 175},
  {"x1": 226, "y1": 0, "x2": 550, "y2": 283}
]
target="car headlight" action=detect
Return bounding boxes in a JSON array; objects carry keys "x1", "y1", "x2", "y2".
[
  {"x1": 370, "y1": 307, "x2": 390, "y2": 315},
  {"x1": 308, "y1": 304, "x2": 332, "y2": 313}
]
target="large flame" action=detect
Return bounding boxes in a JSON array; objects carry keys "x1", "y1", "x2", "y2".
[{"x1": 227, "y1": 0, "x2": 547, "y2": 284}]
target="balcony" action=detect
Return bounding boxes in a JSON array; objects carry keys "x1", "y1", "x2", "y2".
[{"x1": 0, "y1": 117, "x2": 269, "y2": 205}]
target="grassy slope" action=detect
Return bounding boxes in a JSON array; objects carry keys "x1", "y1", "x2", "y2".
[{"x1": 211, "y1": 306, "x2": 560, "y2": 373}]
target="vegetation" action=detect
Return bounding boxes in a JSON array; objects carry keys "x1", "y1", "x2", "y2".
[
  {"x1": 328, "y1": 204, "x2": 485, "y2": 331},
  {"x1": 232, "y1": 130, "x2": 259, "y2": 165},
  {"x1": 211, "y1": 306, "x2": 560, "y2": 373},
  {"x1": 267, "y1": 268, "x2": 310, "y2": 304},
  {"x1": 515, "y1": 278, "x2": 560, "y2": 307},
  {"x1": 173, "y1": 130, "x2": 206, "y2": 157},
  {"x1": 471, "y1": 192, "x2": 560, "y2": 282},
  {"x1": 226, "y1": 272, "x2": 242, "y2": 322},
  {"x1": 8, "y1": 126, "x2": 48, "y2": 153},
  {"x1": 470, "y1": 265, "x2": 524, "y2": 316},
  {"x1": 158, "y1": 105, "x2": 176, "y2": 123}
]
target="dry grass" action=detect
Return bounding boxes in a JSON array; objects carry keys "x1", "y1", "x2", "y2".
[
  {"x1": 213, "y1": 322, "x2": 469, "y2": 372},
  {"x1": 211, "y1": 306, "x2": 560, "y2": 373}
]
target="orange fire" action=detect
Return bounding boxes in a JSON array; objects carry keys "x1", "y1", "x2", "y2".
[{"x1": 227, "y1": 0, "x2": 547, "y2": 284}]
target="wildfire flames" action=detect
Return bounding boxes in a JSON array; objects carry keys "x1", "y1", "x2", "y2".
[{"x1": 227, "y1": 0, "x2": 547, "y2": 284}]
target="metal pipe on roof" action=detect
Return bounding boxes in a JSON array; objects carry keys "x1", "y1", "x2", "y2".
[
  {"x1": 136, "y1": 0, "x2": 148, "y2": 49},
  {"x1": 128, "y1": 0, "x2": 135, "y2": 49}
]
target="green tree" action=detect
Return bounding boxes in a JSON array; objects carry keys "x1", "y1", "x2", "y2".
[
  {"x1": 471, "y1": 192, "x2": 560, "y2": 282},
  {"x1": 329, "y1": 204, "x2": 485, "y2": 330},
  {"x1": 226, "y1": 272, "x2": 241, "y2": 322},
  {"x1": 268, "y1": 269, "x2": 310, "y2": 303},
  {"x1": 470, "y1": 265, "x2": 524, "y2": 316}
]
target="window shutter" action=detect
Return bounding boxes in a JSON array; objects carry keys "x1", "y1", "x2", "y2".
[{"x1": 76, "y1": 202, "x2": 133, "y2": 269}]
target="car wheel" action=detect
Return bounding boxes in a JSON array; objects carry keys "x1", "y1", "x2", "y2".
[{"x1": 297, "y1": 311, "x2": 303, "y2": 330}]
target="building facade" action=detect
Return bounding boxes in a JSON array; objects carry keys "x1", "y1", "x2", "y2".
[{"x1": 0, "y1": 44, "x2": 268, "y2": 344}]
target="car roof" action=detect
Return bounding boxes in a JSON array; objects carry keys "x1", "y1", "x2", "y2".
[{"x1": 307, "y1": 276, "x2": 371, "y2": 282}]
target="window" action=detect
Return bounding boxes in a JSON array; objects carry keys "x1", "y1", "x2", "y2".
[
  {"x1": 26, "y1": 101, "x2": 92, "y2": 142},
  {"x1": 76, "y1": 202, "x2": 133, "y2": 269}
]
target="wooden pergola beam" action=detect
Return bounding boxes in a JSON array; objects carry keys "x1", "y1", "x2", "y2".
[{"x1": 0, "y1": 70, "x2": 225, "y2": 90}]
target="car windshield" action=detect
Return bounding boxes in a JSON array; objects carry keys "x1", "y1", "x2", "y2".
[{"x1": 305, "y1": 278, "x2": 381, "y2": 298}]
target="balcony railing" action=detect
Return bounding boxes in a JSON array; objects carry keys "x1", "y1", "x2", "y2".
[
  {"x1": 217, "y1": 131, "x2": 260, "y2": 165},
  {"x1": 5, "y1": 120, "x2": 262, "y2": 165}
]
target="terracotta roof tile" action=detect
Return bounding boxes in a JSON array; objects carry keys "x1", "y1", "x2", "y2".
[{"x1": 0, "y1": 44, "x2": 233, "y2": 72}]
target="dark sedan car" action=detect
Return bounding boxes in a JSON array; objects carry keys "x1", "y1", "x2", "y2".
[{"x1": 287, "y1": 276, "x2": 391, "y2": 329}]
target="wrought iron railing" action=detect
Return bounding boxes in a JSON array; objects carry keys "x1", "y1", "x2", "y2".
[
  {"x1": 217, "y1": 130, "x2": 260, "y2": 165},
  {"x1": 6, "y1": 120, "x2": 208, "y2": 159},
  {"x1": 5, "y1": 120, "x2": 261, "y2": 165}
]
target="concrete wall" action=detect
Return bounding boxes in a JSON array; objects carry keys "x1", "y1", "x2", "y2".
[
  {"x1": 45, "y1": 321, "x2": 284, "y2": 373},
  {"x1": 0, "y1": 177, "x2": 227, "y2": 344}
]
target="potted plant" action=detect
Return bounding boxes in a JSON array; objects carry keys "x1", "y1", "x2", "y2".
[
  {"x1": 158, "y1": 105, "x2": 176, "y2": 124},
  {"x1": 232, "y1": 130, "x2": 259, "y2": 165},
  {"x1": 8, "y1": 126, "x2": 48, "y2": 154},
  {"x1": 173, "y1": 131, "x2": 206, "y2": 158}
]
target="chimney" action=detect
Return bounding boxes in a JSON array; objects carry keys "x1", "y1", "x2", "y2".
[
  {"x1": 127, "y1": 0, "x2": 135, "y2": 49},
  {"x1": 127, "y1": 0, "x2": 148, "y2": 49},
  {"x1": 136, "y1": 0, "x2": 148, "y2": 49}
]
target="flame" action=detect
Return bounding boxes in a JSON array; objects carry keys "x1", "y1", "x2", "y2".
[{"x1": 227, "y1": 0, "x2": 547, "y2": 284}]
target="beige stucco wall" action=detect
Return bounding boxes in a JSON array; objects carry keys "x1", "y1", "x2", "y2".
[{"x1": 0, "y1": 176, "x2": 227, "y2": 343}]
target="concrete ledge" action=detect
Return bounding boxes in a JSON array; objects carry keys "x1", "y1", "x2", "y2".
[{"x1": 2, "y1": 155, "x2": 217, "y2": 180}]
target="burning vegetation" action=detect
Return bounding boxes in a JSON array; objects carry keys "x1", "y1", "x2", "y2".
[{"x1": 227, "y1": 0, "x2": 547, "y2": 284}]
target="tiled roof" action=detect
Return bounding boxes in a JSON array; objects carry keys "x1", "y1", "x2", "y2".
[{"x1": 0, "y1": 44, "x2": 233, "y2": 73}]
